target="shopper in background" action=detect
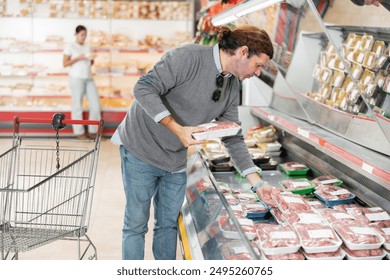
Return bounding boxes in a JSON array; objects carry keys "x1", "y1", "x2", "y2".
[
  {"x1": 63, "y1": 25, "x2": 101, "y2": 140},
  {"x1": 112, "y1": 24, "x2": 275, "y2": 260},
  {"x1": 350, "y1": 0, "x2": 390, "y2": 11}
]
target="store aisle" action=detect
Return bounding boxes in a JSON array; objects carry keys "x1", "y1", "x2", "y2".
[{"x1": 0, "y1": 137, "x2": 181, "y2": 260}]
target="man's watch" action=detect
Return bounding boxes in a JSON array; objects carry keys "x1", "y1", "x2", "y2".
[{"x1": 251, "y1": 181, "x2": 264, "y2": 193}]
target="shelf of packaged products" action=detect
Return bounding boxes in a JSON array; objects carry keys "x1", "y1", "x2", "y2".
[
  {"x1": 250, "y1": 106, "x2": 390, "y2": 188},
  {"x1": 0, "y1": 47, "x2": 165, "y2": 54}
]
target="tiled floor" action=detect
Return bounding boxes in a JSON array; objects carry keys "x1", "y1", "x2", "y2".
[{"x1": 0, "y1": 137, "x2": 182, "y2": 260}]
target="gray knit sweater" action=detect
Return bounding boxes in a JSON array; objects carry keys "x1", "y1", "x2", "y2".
[{"x1": 117, "y1": 44, "x2": 256, "y2": 174}]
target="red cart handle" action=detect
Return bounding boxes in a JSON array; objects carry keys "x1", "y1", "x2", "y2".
[{"x1": 14, "y1": 114, "x2": 104, "y2": 135}]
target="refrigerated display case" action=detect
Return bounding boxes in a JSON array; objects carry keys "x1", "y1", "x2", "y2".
[{"x1": 179, "y1": 0, "x2": 390, "y2": 260}]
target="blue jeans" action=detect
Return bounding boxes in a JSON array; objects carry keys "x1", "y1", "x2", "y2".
[{"x1": 120, "y1": 145, "x2": 187, "y2": 260}]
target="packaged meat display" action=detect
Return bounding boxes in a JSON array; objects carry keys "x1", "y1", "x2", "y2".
[
  {"x1": 273, "y1": 192, "x2": 312, "y2": 213},
  {"x1": 244, "y1": 138, "x2": 257, "y2": 148},
  {"x1": 216, "y1": 182, "x2": 231, "y2": 193},
  {"x1": 369, "y1": 220, "x2": 390, "y2": 250},
  {"x1": 279, "y1": 162, "x2": 310, "y2": 176},
  {"x1": 293, "y1": 222, "x2": 342, "y2": 253},
  {"x1": 332, "y1": 203, "x2": 364, "y2": 212},
  {"x1": 302, "y1": 248, "x2": 346, "y2": 260},
  {"x1": 223, "y1": 194, "x2": 239, "y2": 205},
  {"x1": 314, "y1": 185, "x2": 355, "y2": 206},
  {"x1": 259, "y1": 159, "x2": 279, "y2": 171},
  {"x1": 192, "y1": 121, "x2": 241, "y2": 140},
  {"x1": 235, "y1": 192, "x2": 258, "y2": 203},
  {"x1": 220, "y1": 242, "x2": 254, "y2": 260},
  {"x1": 256, "y1": 224, "x2": 301, "y2": 255},
  {"x1": 311, "y1": 175, "x2": 343, "y2": 187},
  {"x1": 242, "y1": 201, "x2": 270, "y2": 219},
  {"x1": 259, "y1": 187, "x2": 281, "y2": 208},
  {"x1": 261, "y1": 251, "x2": 305, "y2": 260},
  {"x1": 317, "y1": 208, "x2": 356, "y2": 224},
  {"x1": 279, "y1": 179, "x2": 315, "y2": 195},
  {"x1": 209, "y1": 161, "x2": 234, "y2": 172},
  {"x1": 247, "y1": 148, "x2": 271, "y2": 166},
  {"x1": 304, "y1": 198, "x2": 327, "y2": 209},
  {"x1": 342, "y1": 245, "x2": 386, "y2": 260},
  {"x1": 219, "y1": 216, "x2": 257, "y2": 240},
  {"x1": 270, "y1": 208, "x2": 288, "y2": 225},
  {"x1": 251, "y1": 125, "x2": 276, "y2": 141},
  {"x1": 333, "y1": 220, "x2": 385, "y2": 250},
  {"x1": 256, "y1": 141, "x2": 282, "y2": 152},
  {"x1": 226, "y1": 253, "x2": 253, "y2": 260},
  {"x1": 385, "y1": 248, "x2": 390, "y2": 260},
  {"x1": 347, "y1": 207, "x2": 390, "y2": 224}
]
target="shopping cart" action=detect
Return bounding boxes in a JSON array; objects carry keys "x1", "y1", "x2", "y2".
[{"x1": 0, "y1": 113, "x2": 104, "y2": 260}]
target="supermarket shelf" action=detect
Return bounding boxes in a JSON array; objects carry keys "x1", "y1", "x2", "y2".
[{"x1": 251, "y1": 107, "x2": 390, "y2": 188}]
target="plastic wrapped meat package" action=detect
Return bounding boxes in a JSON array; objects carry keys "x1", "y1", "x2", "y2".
[
  {"x1": 242, "y1": 201, "x2": 270, "y2": 219},
  {"x1": 256, "y1": 224, "x2": 301, "y2": 255},
  {"x1": 311, "y1": 175, "x2": 343, "y2": 186},
  {"x1": 369, "y1": 220, "x2": 390, "y2": 250},
  {"x1": 220, "y1": 242, "x2": 255, "y2": 260},
  {"x1": 258, "y1": 187, "x2": 281, "y2": 208},
  {"x1": 273, "y1": 192, "x2": 312, "y2": 213},
  {"x1": 279, "y1": 179, "x2": 315, "y2": 194},
  {"x1": 192, "y1": 121, "x2": 241, "y2": 140},
  {"x1": 261, "y1": 251, "x2": 305, "y2": 260},
  {"x1": 333, "y1": 220, "x2": 385, "y2": 250},
  {"x1": 302, "y1": 248, "x2": 346, "y2": 260},
  {"x1": 317, "y1": 208, "x2": 356, "y2": 224},
  {"x1": 282, "y1": 210, "x2": 325, "y2": 225},
  {"x1": 342, "y1": 245, "x2": 386, "y2": 260},
  {"x1": 304, "y1": 198, "x2": 327, "y2": 209},
  {"x1": 270, "y1": 208, "x2": 288, "y2": 225},
  {"x1": 314, "y1": 185, "x2": 355, "y2": 206},
  {"x1": 218, "y1": 215, "x2": 257, "y2": 240},
  {"x1": 347, "y1": 207, "x2": 390, "y2": 224},
  {"x1": 293, "y1": 222, "x2": 342, "y2": 253},
  {"x1": 279, "y1": 162, "x2": 310, "y2": 176},
  {"x1": 234, "y1": 192, "x2": 258, "y2": 203}
]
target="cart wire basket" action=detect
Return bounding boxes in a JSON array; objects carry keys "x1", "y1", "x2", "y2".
[{"x1": 0, "y1": 113, "x2": 104, "y2": 260}]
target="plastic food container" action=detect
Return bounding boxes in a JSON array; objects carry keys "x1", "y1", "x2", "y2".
[
  {"x1": 372, "y1": 40, "x2": 385, "y2": 57},
  {"x1": 342, "y1": 75, "x2": 354, "y2": 93},
  {"x1": 209, "y1": 161, "x2": 234, "y2": 172},
  {"x1": 369, "y1": 220, "x2": 390, "y2": 250},
  {"x1": 293, "y1": 222, "x2": 342, "y2": 253},
  {"x1": 279, "y1": 179, "x2": 315, "y2": 195},
  {"x1": 347, "y1": 207, "x2": 390, "y2": 223},
  {"x1": 301, "y1": 248, "x2": 345, "y2": 260},
  {"x1": 282, "y1": 210, "x2": 325, "y2": 225},
  {"x1": 360, "y1": 69, "x2": 375, "y2": 86},
  {"x1": 252, "y1": 125, "x2": 276, "y2": 140},
  {"x1": 361, "y1": 34, "x2": 374, "y2": 51},
  {"x1": 317, "y1": 208, "x2": 356, "y2": 224},
  {"x1": 219, "y1": 217, "x2": 257, "y2": 240},
  {"x1": 342, "y1": 246, "x2": 386, "y2": 260},
  {"x1": 330, "y1": 69, "x2": 345, "y2": 87},
  {"x1": 273, "y1": 192, "x2": 312, "y2": 213},
  {"x1": 260, "y1": 251, "x2": 305, "y2": 260},
  {"x1": 259, "y1": 160, "x2": 279, "y2": 171},
  {"x1": 304, "y1": 198, "x2": 327, "y2": 209},
  {"x1": 314, "y1": 185, "x2": 355, "y2": 207},
  {"x1": 279, "y1": 162, "x2": 310, "y2": 176},
  {"x1": 192, "y1": 122, "x2": 241, "y2": 140},
  {"x1": 362, "y1": 51, "x2": 376, "y2": 69},
  {"x1": 351, "y1": 63, "x2": 363, "y2": 80},
  {"x1": 270, "y1": 208, "x2": 288, "y2": 225},
  {"x1": 333, "y1": 220, "x2": 385, "y2": 250},
  {"x1": 256, "y1": 224, "x2": 301, "y2": 255},
  {"x1": 256, "y1": 141, "x2": 282, "y2": 152},
  {"x1": 244, "y1": 139, "x2": 257, "y2": 148},
  {"x1": 311, "y1": 175, "x2": 343, "y2": 187},
  {"x1": 244, "y1": 200, "x2": 270, "y2": 219}
]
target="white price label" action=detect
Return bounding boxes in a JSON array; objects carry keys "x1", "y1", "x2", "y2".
[
  {"x1": 319, "y1": 179, "x2": 339, "y2": 185},
  {"x1": 307, "y1": 200, "x2": 322, "y2": 206},
  {"x1": 365, "y1": 212, "x2": 390, "y2": 221},
  {"x1": 382, "y1": 228, "x2": 390, "y2": 235},
  {"x1": 291, "y1": 181, "x2": 311, "y2": 188},
  {"x1": 298, "y1": 128, "x2": 310, "y2": 138},
  {"x1": 298, "y1": 213, "x2": 323, "y2": 223},
  {"x1": 329, "y1": 189, "x2": 350, "y2": 196},
  {"x1": 283, "y1": 196, "x2": 305, "y2": 204},
  {"x1": 332, "y1": 212, "x2": 355, "y2": 220},
  {"x1": 269, "y1": 231, "x2": 297, "y2": 240},
  {"x1": 362, "y1": 162, "x2": 374, "y2": 174},
  {"x1": 308, "y1": 229, "x2": 334, "y2": 239},
  {"x1": 291, "y1": 164, "x2": 307, "y2": 168},
  {"x1": 268, "y1": 115, "x2": 275, "y2": 121},
  {"x1": 351, "y1": 227, "x2": 376, "y2": 236}
]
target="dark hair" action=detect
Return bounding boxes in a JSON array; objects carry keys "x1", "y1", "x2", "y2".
[
  {"x1": 75, "y1": 25, "x2": 87, "y2": 34},
  {"x1": 217, "y1": 25, "x2": 273, "y2": 59}
]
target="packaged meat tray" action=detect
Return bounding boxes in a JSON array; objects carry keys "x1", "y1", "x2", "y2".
[
  {"x1": 282, "y1": 210, "x2": 325, "y2": 225},
  {"x1": 256, "y1": 224, "x2": 301, "y2": 255},
  {"x1": 311, "y1": 175, "x2": 343, "y2": 187},
  {"x1": 270, "y1": 208, "x2": 288, "y2": 225},
  {"x1": 332, "y1": 203, "x2": 364, "y2": 212},
  {"x1": 273, "y1": 192, "x2": 312, "y2": 213},
  {"x1": 192, "y1": 121, "x2": 241, "y2": 140},
  {"x1": 293, "y1": 222, "x2": 342, "y2": 253},
  {"x1": 252, "y1": 125, "x2": 276, "y2": 140},
  {"x1": 314, "y1": 185, "x2": 355, "y2": 206},
  {"x1": 279, "y1": 162, "x2": 310, "y2": 176},
  {"x1": 217, "y1": 182, "x2": 231, "y2": 194},
  {"x1": 369, "y1": 220, "x2": 390, "y2": 250},
  {"x1": 261, "y1": 251, "x2": 305, "y2": 260},
  {"x1": 242, "y1": 200, "x2": 270, "y2": 219},
  {"x1": 333, "y1": 220, "x2": 385, "y2": 250},
  {"x1": 248, "y1": 148, "x2": 270, "y2": 165},
  {"x1": 385, "y1": 248, "x2": 390, "y2": 260},
  {"x1": 209, "y1": 161, "x2": 234, "y2": 172},
  {"x1": 301, "y1": 248, "x2": 346, "y2": 260},
  {"x1": 209, "y1": 155, "x2": 231, "y2": 165},
  {"x1": 256, "y1": 141, "x2": 282, "y2": 152},
  {"x1": 279, "y1": 179, "x2": 315, "y2": 195},
  {"x1": 235, "y1": 192, "x2": 258, "y2": 203},
  {"x1": 259, "y1": 159, "x2": 279, "y2": 171},
  {"x1": 244, "y1": 138, "x2": 257, "y2": 148},
  {"x1": 220, "y1": 242, "x2": 255, "y2": 260},
  {"x1": 347, "y1": 207, "x2": 390, "y2": 224},
  {"x1": 317, "y1": 208, "x2": 356, "y2": 224},
  {"x1": 218, "y1": 216, "x2": 257, "y2": 240},
  {"x1": 342, "y1": 245, "x2": 386, "y2": 260}
]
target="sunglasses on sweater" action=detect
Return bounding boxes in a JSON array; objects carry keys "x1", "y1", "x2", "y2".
[{"x1": 212, "y1": 74, "x2": 224, "y2": 102}]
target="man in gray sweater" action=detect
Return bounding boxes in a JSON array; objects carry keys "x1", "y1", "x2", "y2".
[{"x1": 113, "y1": 25, "x2": 274, "y2": 260}]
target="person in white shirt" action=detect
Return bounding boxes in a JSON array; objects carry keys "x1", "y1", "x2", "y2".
[{"x1": 63, "y1": 25, "x2": 101, "y2": 139}]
